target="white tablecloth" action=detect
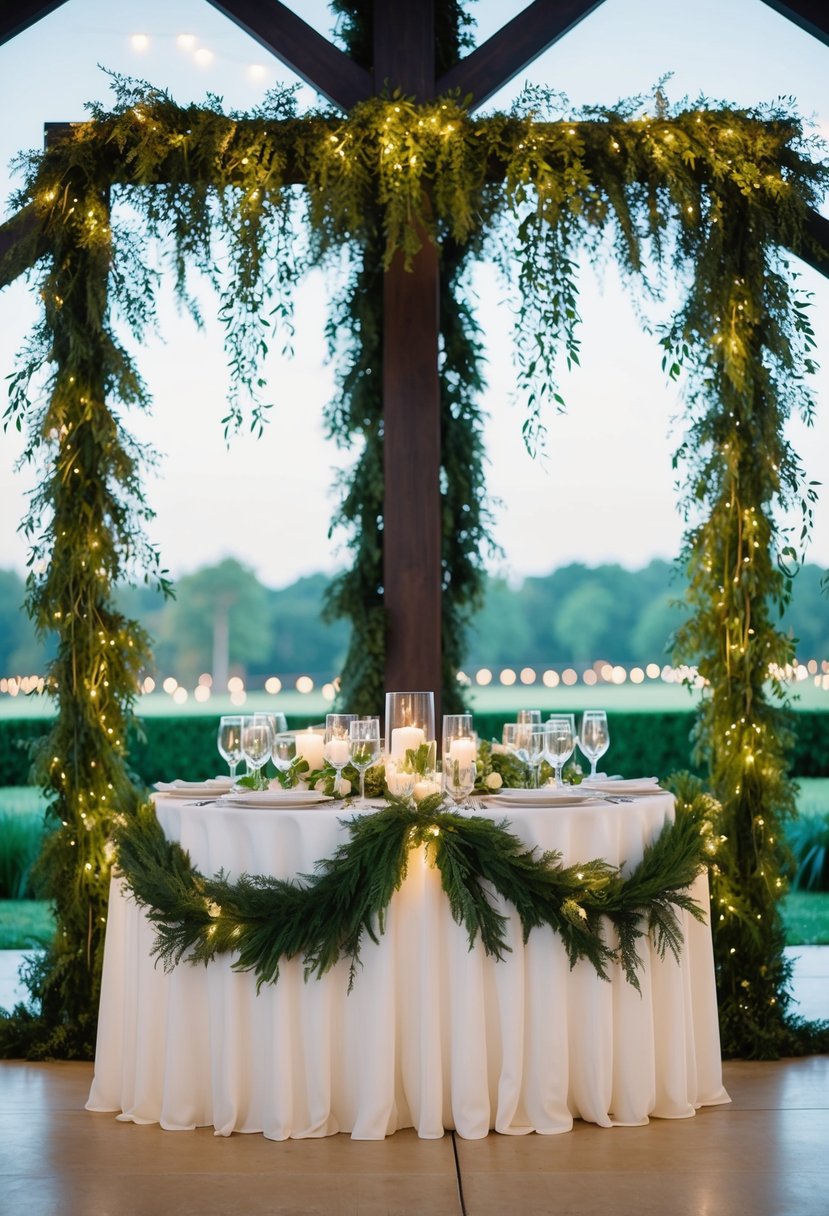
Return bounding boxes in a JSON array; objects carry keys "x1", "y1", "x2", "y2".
[{"x1": 86, "y1": 791, "x2": 729, "y2": 1139}]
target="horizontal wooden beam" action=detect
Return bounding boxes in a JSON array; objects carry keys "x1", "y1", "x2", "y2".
[
  {"x1": 203, "y1": 0, "x2": 371, "y2": 111},
  {"x1": 0, "y1": 0, "x2": 70, "y2": 45},
  {"x1": 437, "y1": 0, "x2": 608, "y2": 111},
  {"x1": 0, "y1": 205, "x2": 44, "y2": 289},
  {"x1": 757, "y1": 0, "x2": 829, "y2": 46}
]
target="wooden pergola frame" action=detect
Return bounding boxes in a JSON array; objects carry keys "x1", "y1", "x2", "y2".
[{"x1": 1, "y1": 0, "x2": 828, "y2": 709}]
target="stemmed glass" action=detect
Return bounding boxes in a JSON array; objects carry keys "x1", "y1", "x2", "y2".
[
  {"x1": 545, "y1": 716, "x2": 575, "y2": 788},
  {"x1": 442, "y1": 753, "x2": 476, "y2": 812},
  {"x1": 579, "y1": 710, "x2": 610, "y2": 779},
  {"x1": 527, "y1": 725, "x2": 547, "y2": 789},
  {"x1": 241, "y1": 715, "x2": 273, "y2": 786},
  {"x1": 324, "y1": 713, "x2": 357, "y2": 793},
  {"x1": 217, "y1": 715, "x2": 243, "y2": 781},
  {"x1": 349, "y1": 718, "x2": 381, "y2": 805},
  {"x1": 271, "y1": 732, "x2": 297, "y2": 781}
]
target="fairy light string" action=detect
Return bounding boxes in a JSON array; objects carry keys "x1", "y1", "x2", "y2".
[{"x1": 0, "y1": 63, "x2": 826, "y2": 1057}]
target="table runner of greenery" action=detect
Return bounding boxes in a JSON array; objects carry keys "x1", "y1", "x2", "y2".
[{"x1": 114, "y1": 791, "x2": 710, "y2": 992}]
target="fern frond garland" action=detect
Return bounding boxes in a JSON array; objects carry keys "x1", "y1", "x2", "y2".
[{"x1": 114, "y1": 795, "x2": 710, "y2": 994}]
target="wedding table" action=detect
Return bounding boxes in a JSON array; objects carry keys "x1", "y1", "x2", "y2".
[{"x1": 86, "y1": 787, "x2": 729, "y2": 1139}]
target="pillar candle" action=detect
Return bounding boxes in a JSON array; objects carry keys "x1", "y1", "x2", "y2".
[
  {"x1": 389, "y1": 725, "x2": 425, "y2": 759},
  {"x1": 295, "y1": 729, "x2": 325, "y2": 771},
  {"x1": 324, "y1": 738, "x2": 350, "y2": 766},
  {"x1": 448, "y1": 737, "x2": 477, "y2": 767}
]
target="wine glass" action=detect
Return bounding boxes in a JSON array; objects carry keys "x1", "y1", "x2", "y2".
[
  {"x1": 545, "y1": 716, "x2": 575, "y2": 788},
  {"x1": 271, "y1": 732, "x2": 297, "y2": 781},
  {"x1": 241, "y1": 715, "x2": 273, "y2": 785},
  {"x1": 442, "y1": 753, "x2": 476, "y2": 812},
  {"x1": 579, "y1": 710, "x2": 610, "y2": 779},
  {"x1": 324, "y1": 713, "x2": 356, "y2": 793},
  {"x1": 217, "y1": 715, "x2": 243, "y2": 780},
  {"x1": 527, "y1": 725, "x2": 547, "y2": 789},
  {"x1": 514, "y1": 710, "x2": 540, "y2": 760},
  {"x1": 349, "y1": 718, "x2": 381, "y2": 805}
]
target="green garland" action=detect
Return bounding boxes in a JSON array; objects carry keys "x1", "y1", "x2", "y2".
[
  {"x1": 0, "y1": 10, "x2": 827, "y2": 1059},
  {"x1": 114, "y1": 794, "x2": 708, "y2": 993}
]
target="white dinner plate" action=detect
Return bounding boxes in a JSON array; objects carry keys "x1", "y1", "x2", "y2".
[
  {"x1": 220, "y1": 789, "x2": 334, "y2": 808},
  {"x1": 154, "y1": 778, "x2": 234, "y2": 798},
  {"x1": 493, "y1": 787, "x2": 596, "y2": 806}
]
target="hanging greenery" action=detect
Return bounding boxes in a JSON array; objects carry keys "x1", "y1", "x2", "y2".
[
  {"x1": 0, "y1": 20, "x2": 827, "y2": 1059},
  {"x1": 113, "y1": 794, "x2": 709, "y2": 994}
]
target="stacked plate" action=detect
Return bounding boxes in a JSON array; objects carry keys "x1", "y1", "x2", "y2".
[
  {"x1": 220, "y1": 788, "x2": 333, "y2": 808},
  {"x1": 154, "y1": 778, "x2": 234, "y2": 799},
  {"x1": 490, "y1": 787, "x2": 596, "y2": 807}
]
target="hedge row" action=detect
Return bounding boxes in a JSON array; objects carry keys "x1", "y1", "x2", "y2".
[{"x1": 1, "y1": 709, "x2": 827, "y2": 788}]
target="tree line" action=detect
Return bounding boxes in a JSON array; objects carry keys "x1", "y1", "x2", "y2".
[{"x1": 1, "y1": 557, "x2": 827, "y2": 681}]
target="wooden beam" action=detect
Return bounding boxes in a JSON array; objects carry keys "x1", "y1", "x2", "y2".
[
  {"x1": 797, "y1": 206, "x2": 829, "y2": 279},
  {"x1": 437, "y1": 0, "x2": 608, "y2": 111},
  {"x1": 373, "y1": 0, "x2": 435, "y2": 99},
  {"x1": 757, "y1": 0, "x2": 829, "y2": 46},
  {"x1": 203, "y1": 0, "x2": 371, "y2": 111},
  {"x1": 376, "y1": 0, "x2": 443, "y2": 712},
  {"x1": 0, "y1": 206, "x2": 46, "y2": 288},
  {"x1": 0, "y1": 0, "x2": 70, "y2": 45}
]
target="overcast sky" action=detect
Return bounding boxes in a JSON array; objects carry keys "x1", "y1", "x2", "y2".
[{"x1": 1, "y1": 0, "x2": 827, "y2": 590}]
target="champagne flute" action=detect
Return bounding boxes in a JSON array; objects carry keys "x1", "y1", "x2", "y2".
[
  {"x1": 349, "y1": 717, "x2": 381, "y2": 805},
  {"x1": 545, "y1": 716, "x2": 575, "y2": 788},
  {"x1": 527, "y1": 725, "x2": 547, "y2": 789},
  {"x1": 217, "y1": 715, "x2": 243, "y2": 781},
  {"x1": 579, "y1": 710, "x2": 610, "y2": 779},
  {"x1": 324, "y1": 713, "x2": 356, "y2": 793},
  {"x1": 241, "y1": 715, "x2": 273, "y2": 786}
]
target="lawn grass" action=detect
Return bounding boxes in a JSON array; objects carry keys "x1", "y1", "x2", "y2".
[
  {"x1": 0, "y1": 899, "x2": 52, "y2": 949},
  {"x1": 779, "y1": 891, "x2": 829, "y2": 946}
]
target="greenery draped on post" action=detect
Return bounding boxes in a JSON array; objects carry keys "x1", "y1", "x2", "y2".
[{"x1": 1, "y1": 27, "x2": 827, "y2": 1056}]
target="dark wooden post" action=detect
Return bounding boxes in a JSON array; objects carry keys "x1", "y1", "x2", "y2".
[{"x1": 375, "y1": 0, "x2": 443, "y2": 718}]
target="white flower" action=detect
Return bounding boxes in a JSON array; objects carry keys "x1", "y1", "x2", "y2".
[
  {"x1": 335, "y1": 777, "x2": 352, "y2": 797},
  {"x1": 485, "y1": 772, "x2": 503, "y2": 790}
]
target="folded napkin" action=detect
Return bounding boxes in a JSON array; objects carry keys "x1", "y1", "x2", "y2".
[{"x1": 582, "y1": 777, "x2": 662, "y2": 794}]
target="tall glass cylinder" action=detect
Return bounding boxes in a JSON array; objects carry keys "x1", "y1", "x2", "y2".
[{"x1": 384, "y1": 691, "x2": 435, "y2": 759}]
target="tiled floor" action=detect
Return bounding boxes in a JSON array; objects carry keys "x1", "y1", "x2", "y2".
[{"x1": 1, "y1": 951, "x2": 827, "y2": 1216}]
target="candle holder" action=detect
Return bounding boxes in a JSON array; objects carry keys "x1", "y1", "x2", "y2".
[
  {"x1": 384, "y1": 691, "x2": 437, "y2": 802},
  {"x1": 442, "y1": 714, "x2": 477, "y2": 810},
  {"x1": 384, "y1": 691, "x2": 435, "y2": 760}
]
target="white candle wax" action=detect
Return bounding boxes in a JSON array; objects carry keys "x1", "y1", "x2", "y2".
[
  {"x1": 324, "y1": 738, "x2": 350, "y2": 766},
  {"x1": 448, "y1": 737, "x2": 477, "y2": 766},
  {"x1": 390, "y1": 725, "x2": 425, "y2": 759},
  {"x1": 413, "y1": 779, "x2": 441, "y2": 803},
  {"x1": 295, "y1": 730, "x2": 325, "y2": 771}
]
